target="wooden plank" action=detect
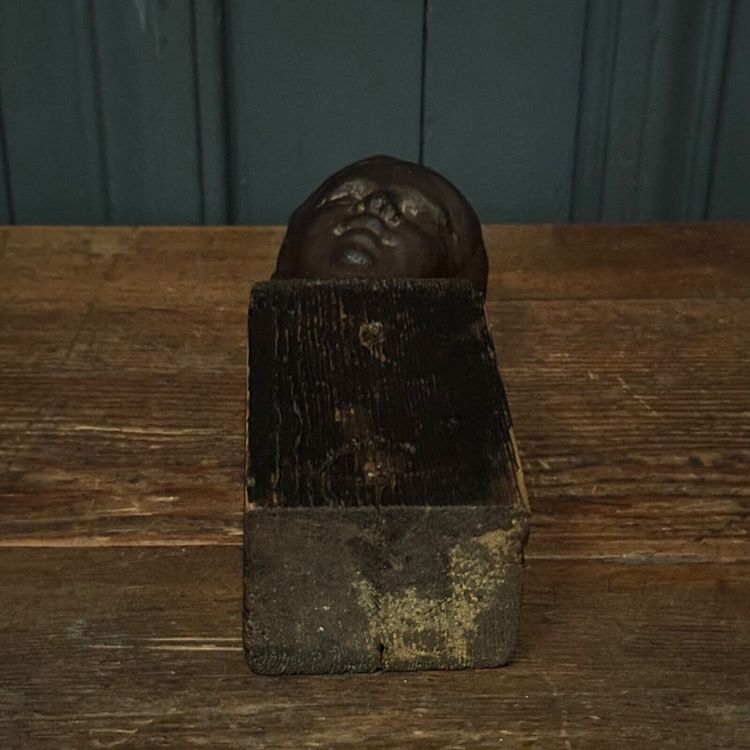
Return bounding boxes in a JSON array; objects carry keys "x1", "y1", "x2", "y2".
[
  {"x1": 0, "y1": 1, "x2": 225, "y2": 225},
  {"x1": 3, "y1": 223, "x2": 750, "y2": 305},
  {"x1": 1, "y1": 547, "x2": 748, "y2": 748},
  {"x1": 423, "y1": 0, "x2": 587, "y2": 222},
  {"x1": 485, "y1": 222, "x2": 750, "y2": 300},
  {"x1": 0, "y1": 0, "x2": 107, "y2": 223},
  {"x1": 91, "y1": 0, "x2": 204, "y2": 223},
  {"x1": 1, "y1": 224, "x2": 748, "y2": 743},
  {"x1": 0, "y1": 295, "x2": 746, "y2": 558},
  {"x1": 0, "y1": 4, "x2": 746, "y2": 227},
  {"x1": 225, "y1": 0, "x2": 424, "y2": 224},
  {"x1": 0, "y1": 227, "x2": 748, "y2": 556},
  {"x1": 708, "y1": 0, "x2": 750, "y2": 219}
]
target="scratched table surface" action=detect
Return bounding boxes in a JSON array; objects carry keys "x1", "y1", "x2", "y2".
[{"x1": 1, "y1": 224, "x2": 749, "y2": 749}]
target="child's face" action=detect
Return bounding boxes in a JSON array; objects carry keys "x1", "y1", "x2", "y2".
[{"x1": 273, "y1": 156, "x2": 487, "y2": 296}]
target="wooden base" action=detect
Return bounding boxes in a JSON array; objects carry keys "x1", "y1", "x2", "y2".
[
  {"x1": 244, "y1": 279, "x2": 529, "y2": 674},
  {"x1": 244, "y1": 506, "x2": 527, "y2": 674}
]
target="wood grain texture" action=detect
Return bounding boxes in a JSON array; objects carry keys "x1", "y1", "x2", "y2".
[
  {"x1": 245, "y1": 280, "x2": 528, "y2": 672},
  {"x1": 248, "y1": 279, "x2": 521, "y2": 508},
  {"x1": 1, "y1": 547, "x2": 748, "y2": 748},
  {"x1": 0, "y1": 224, "x2": 749, "y2": 745},
  {"x1": 1, "y1": 225, "x2": 747, "y2": 550}
]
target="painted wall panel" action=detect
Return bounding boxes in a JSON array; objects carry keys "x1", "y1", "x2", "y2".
[
  {"x1": 0, "y1": 1, "x2": 747, "y2": 226},
  {"x1": 92, "y1": 0, "x2": 204, "y2": 223},
  {"x1": 577, "y1": 0, "x2": 733, "y2": 222},
  {"x1": 192, "y1": 0, "x2": 228, "y2": 224},
  {"x1": 422, "y1": 0, "x2": 588, "y2": 223},
  {"x1": 0, "y1": 0, "x2": 106, "y2": 223},
  {"x1": 0, "y1": 93, "x2": 10, "y2": 223},
  {"x1": 709, "y1": 0, "x2": 750, "y2": 220},
  {"x1": 226, "y1": 0, "x2": 424, "y2": 225},
  {"x1": 569, "y1": 0, "x2": 620, "y2": 222}
]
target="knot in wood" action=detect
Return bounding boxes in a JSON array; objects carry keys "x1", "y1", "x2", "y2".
[{"x1": 358, "y1": 321, "x2": 387, "y2": 362}]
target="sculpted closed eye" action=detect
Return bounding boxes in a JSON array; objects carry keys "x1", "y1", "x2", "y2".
[{"x1": 318, "y1": 180, "x2": 373, "y2": 207}]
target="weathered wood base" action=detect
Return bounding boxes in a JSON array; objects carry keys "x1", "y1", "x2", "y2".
[
  {"x1": 244, "y1": 505, "x2": 528, "y2": 674},
  {"x1": 244, "y1": 279, "x2": 529, "y2": 674}
]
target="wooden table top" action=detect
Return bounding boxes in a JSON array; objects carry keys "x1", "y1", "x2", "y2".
[{"x1": 1, "y1": 224, "x2": 749, "y2": 749}]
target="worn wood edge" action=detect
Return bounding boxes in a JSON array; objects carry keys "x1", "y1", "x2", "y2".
[{"x1": 2, "y1": 547, "x2": 749, "y2": 748}]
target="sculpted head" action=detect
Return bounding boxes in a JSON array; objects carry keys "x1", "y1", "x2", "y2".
[{"x1": 273, "y1": 155, "x2": 488, "y2": 297}]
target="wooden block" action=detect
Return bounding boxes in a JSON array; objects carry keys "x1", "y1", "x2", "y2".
[{"x1": 244, "y1": 279, "x2": 529, "y2": 674}]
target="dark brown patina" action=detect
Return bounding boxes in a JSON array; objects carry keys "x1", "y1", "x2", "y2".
[{"x1": 273, "y1": 155, "x2": 489, "y2": 297}]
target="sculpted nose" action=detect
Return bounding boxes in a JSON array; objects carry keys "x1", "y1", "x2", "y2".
[
  {"x1": 366, "y1": 192, "x2": 388, "y2": 212},
  {"x1": 356, "y1": 191, "x2": 399, "y2": 224}
]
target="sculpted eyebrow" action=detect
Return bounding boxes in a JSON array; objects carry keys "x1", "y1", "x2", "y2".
[{"x1": 324, "y1": 180, "x2": 372, "y2": 203}]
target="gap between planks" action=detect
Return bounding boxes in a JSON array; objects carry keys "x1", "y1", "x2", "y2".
[{"x1": 0, "y1": 537, "x2": 745, "y2": 567}]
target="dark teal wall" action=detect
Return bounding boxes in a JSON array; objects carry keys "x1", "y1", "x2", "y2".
[{"x1": 0, "y1": 0, "x2": 748, "y2": 225}]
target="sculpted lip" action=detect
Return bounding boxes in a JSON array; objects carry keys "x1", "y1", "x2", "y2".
[
  {"x1": 334, "y1": 230, "x2": 379, "y2": 268},
  {"x1": 336, "y1": 246, "x2": 375, "y2": 268}
]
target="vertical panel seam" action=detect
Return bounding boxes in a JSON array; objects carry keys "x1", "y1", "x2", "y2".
[
  {"x1": 598, "y1": 0, "x2": 622, "y2": 221},
  {"x1": 633, "y1": 0, "x2": 660, "y2": 219},
  {"x1": 220, "y1": 0, "x2": 234, "y2": 224},
  {"x1": 88, "y1": 0, "x2": 112, "y2": 223},
  {"x1": 682, "y1": 1, "x2": 714, "y2": 218},
  {"x1": 189, "y1": 0, "x2": 207, "y2": 225},
  {"x1": 418, "y1": 0, "x2": 429, "y2": 165},
  {"x1": 704, "y1": 0, "x2": 737, "y2": 219},
  {"x1": 573, "y1": 0, "x2": 622, "y2": 221},
  {"x1": 0, "y1": 85, "x2": 16, "y2": 224},
  {"x1": 681, "y1": 0, "x2": 734, "y2": 219},
  {"x1": 569, "y1": 0, "x2": 592, "y2": 221}
]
